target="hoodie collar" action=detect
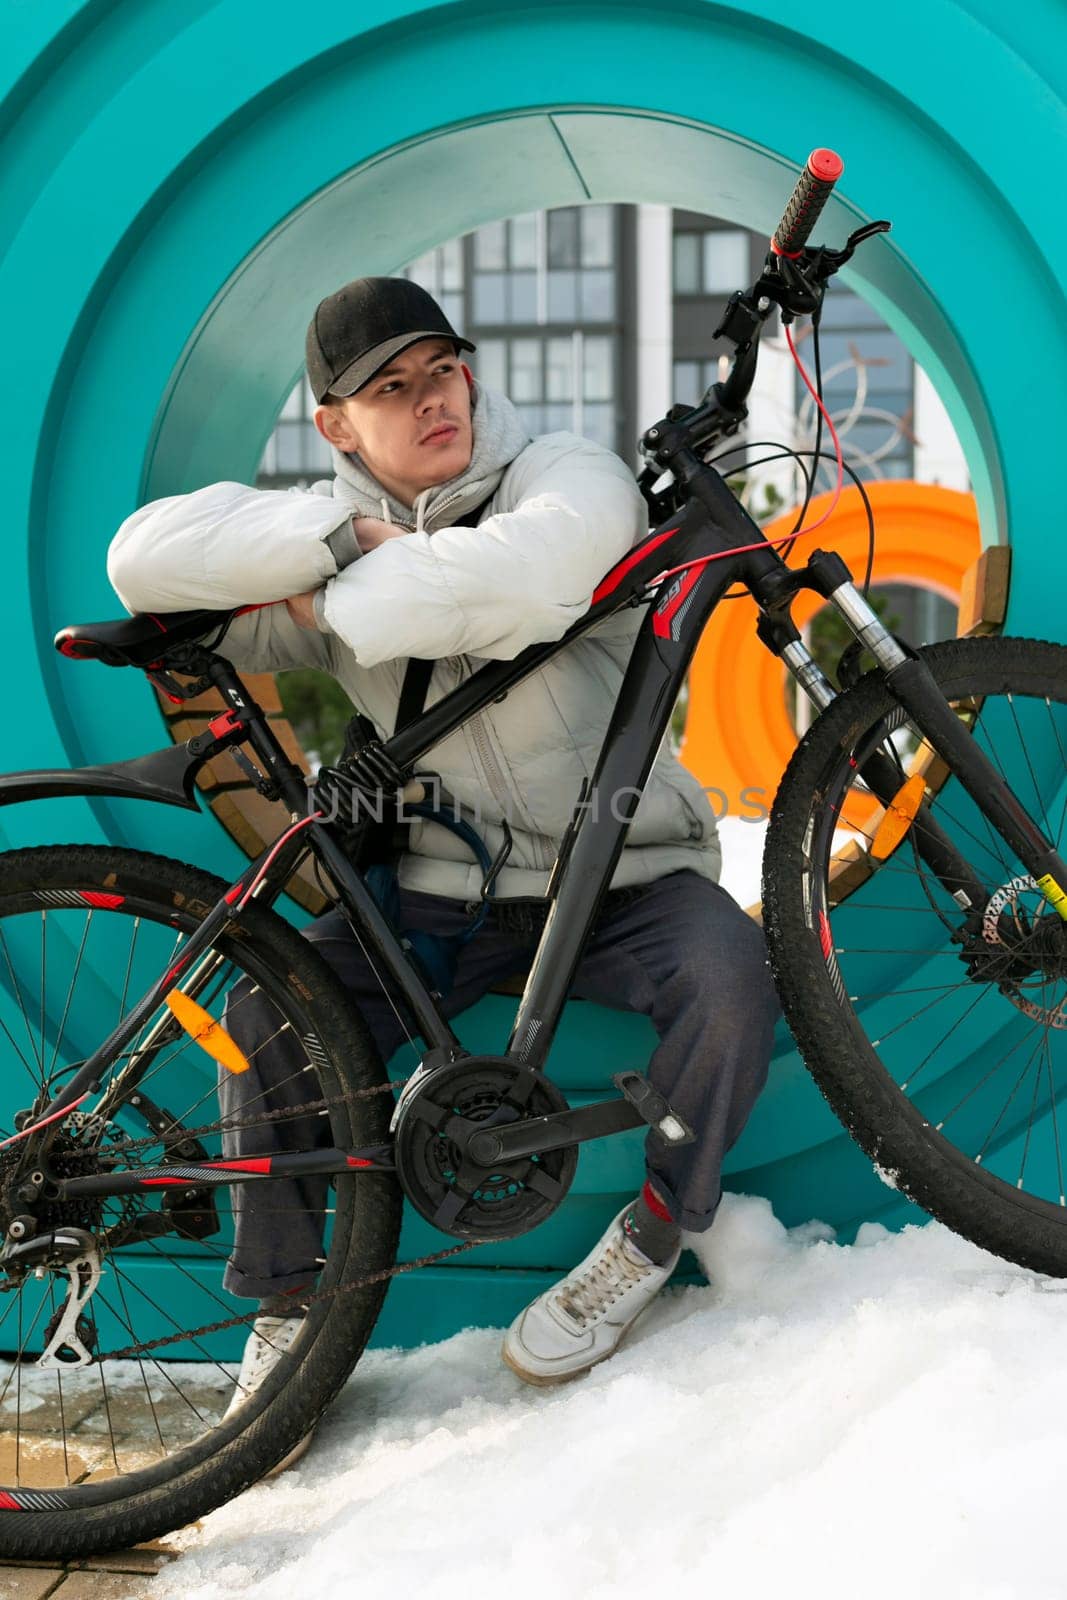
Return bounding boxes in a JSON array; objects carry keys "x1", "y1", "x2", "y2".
[{"x1": 329, "y1": 383, "x2": 530, "y2": 533}]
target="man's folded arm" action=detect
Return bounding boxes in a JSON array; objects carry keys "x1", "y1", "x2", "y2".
[
  {"x1": 107, "y1": 482, "x2": 356, "y2": 611},
  {"x1": 106, "y1": 481, "x2": 357, "y2": 674},
  {"x1": 321, "y1": 440, "x2": 646, "y2": 667}
]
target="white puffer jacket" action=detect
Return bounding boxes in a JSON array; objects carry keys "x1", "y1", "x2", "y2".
[{"x1": 108, "y1": 385, "x2": 721, "y2": 901}]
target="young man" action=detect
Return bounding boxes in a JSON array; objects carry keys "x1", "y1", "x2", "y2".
[{"x1": 108, "y1": 276, "x2": 777, "y2": 1431}]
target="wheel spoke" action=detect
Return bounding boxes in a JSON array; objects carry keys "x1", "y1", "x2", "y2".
[
  {"x1": 0, "y1": 923, "x2": 44, "y2": 1089},
  {"x1": 46, "y1": 911, "x2": 94, "y2": 1085}
]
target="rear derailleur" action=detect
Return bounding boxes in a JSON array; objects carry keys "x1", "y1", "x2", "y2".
[{"x1": 0, "y1": 1225, "x2": 101, "y2": 1368}]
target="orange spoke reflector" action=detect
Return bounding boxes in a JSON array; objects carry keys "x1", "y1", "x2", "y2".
[
  {"x1": 165, "y1": 989, "x2": 250, "y2": 1074},
  {"x1": 870, "y1": 774, "x2": 927, "y2": 862}
]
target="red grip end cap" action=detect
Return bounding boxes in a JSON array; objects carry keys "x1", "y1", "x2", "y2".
[{"x1": 807, "y1": 148, "x2": 844, "y2": 182}]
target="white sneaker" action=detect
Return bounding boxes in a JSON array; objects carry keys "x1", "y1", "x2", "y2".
[
  {"x1": 501, "y1": 1204, "x2": 680, "y2": 1386},
  {"x1": 223, "y1": 1314, "x2": 314, "y2": 1474}
]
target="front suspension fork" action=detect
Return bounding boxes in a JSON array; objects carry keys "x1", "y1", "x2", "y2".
[{"x1": 785, "y1": 566, "x2": 1067, "y2": 918}]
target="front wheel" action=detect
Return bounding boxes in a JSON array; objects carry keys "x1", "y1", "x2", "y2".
[
  {"x1": 764, "y1": 636, "x2": 1067, "y2": 1276},
  {"x1": 0, "y1": 845, "x2": 401, "y2": 1560}
]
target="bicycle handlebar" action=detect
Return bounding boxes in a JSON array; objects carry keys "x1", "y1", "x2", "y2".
[
  {"x1": 771, "y1": 148, "x2": 844, "y2": 256},
  {"x1": 638, "y1": 147, "x2": 890, "y2": 484}
]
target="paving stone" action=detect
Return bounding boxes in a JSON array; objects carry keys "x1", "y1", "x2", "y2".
[
  {"x1": 0, "y1": 1436, "x2": 97, "y2": 1489},
  {"x1": 77, "y1": 1546, "x2": 175, "y2": 1572},
  {"x1": 0, "y1": 1568, "x2": 69, "y2": 1580},
  {"x1": 0, "y1": 1372, "x2": 102, "y2": 1434},
  {"x1": 76, "y1": 1378, "x2": 228, "y2": 1446},
  {"x1": 0, "y1": 1371, "x2": 230, "y2": 1497},
  {"x1": 0, "y1": 1569, "x2": 67, "y2": 1600},
  {"x1": 49, "y1": 1574, "x2": 157, "y2": 1598}
]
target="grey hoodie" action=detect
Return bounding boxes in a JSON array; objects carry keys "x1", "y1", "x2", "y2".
[{"x1": 108, "y1": 386, "x2": 721, "y2": 900}]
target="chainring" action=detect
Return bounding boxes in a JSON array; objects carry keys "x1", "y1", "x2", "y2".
[{"x1": 393, "y1": 1055, "x2": 577, "y2": 1240}]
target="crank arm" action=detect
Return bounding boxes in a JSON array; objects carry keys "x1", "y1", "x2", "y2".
[{"x1": 466, "y1": 1077, "x2": 694, "y2": 1167}]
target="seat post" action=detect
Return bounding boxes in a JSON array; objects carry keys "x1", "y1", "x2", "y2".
[{"x1": 205, "y1": 656, "x2": 311, "y2": 816}]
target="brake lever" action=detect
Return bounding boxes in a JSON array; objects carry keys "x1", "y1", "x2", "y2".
[
  {"x1": 758, "y1": 219, "x2": 893, "y2": 321},
  {"x1": 812, "y1": 219, "x2": 893, "y2": 279}
]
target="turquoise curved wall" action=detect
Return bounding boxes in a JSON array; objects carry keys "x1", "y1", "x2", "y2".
[{"x1": 1, "y1": 1, "x2": 1065, "y2": 1348}]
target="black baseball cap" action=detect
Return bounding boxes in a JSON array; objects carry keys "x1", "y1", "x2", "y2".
[{"x1": 305, "y1": 277, "x2": 476, "y2": 403}]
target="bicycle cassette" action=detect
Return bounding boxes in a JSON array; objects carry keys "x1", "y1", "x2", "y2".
[{"x1": 392, "y1": 1056, "x2": 577, "y2": 1241}]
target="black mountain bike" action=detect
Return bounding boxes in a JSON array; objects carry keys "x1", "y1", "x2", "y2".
[{"x1": 1, "y1": 151, "x2": 1065, "y2": 1557}]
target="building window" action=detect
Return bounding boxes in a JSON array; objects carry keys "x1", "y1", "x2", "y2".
[
  {"x1": 257, "y1": 379, "x2": 333, "y2": 483},
  {"x1": 476, "y1": 331, "x2": 617, "y2": 449},
  {"x1": 672, "y1": 358, "x2": 719, "y2": 409},
  {"x1": 673, "y1": 228, "x2": 748, "y2": 295},
  {"x1": 403, "y1": 239, "x2": 465, "y2": 332},
  {"x1": 469, "y1": 204, "x2": 623, "y2": 450},
  {"x1": 472, "y1": 206, "x2": 617, "y2": 326}
]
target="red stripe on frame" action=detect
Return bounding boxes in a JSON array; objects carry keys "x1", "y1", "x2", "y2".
[
  {"x1": 0, "y1": 1492, "x2": 22, "y2": 1510},
  {"x1": 203, "y1": 1158, "x2": 273, "y2": 1174},
  {"x1": 591, "y1": 527, "x2": 678, "y2": 605}
]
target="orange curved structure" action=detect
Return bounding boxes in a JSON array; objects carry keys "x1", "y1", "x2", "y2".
[{"x1": 678, "y1": 482, "x2": 982, "y2": 820}]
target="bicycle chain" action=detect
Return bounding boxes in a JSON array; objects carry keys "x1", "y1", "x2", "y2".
[
  {"x1": 97, "y1": 1235, "x2": 485, "y2": 1362},
  {"x1": 57, "y1": 1072, "x2": 414, "y2": 1162},
  {"x1": 34, "y1": 1072, "x2": 495, "y2": 1362}
]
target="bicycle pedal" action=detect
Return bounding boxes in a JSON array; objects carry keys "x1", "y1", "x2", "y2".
[{"x1": 612, "y1": 1071, "x2": 695, "y2": 1145}]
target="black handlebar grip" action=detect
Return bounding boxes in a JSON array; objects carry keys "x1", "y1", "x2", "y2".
[{"x1": 772, "y1": 148, "x2": 844, "y2": 257}]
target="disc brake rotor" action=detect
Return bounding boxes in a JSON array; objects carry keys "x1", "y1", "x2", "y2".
[{"x1": 970, "y1": 875, "x2": 1067, "y2": 1028}]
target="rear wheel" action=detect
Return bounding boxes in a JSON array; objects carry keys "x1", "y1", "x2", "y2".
[
  {"x1": 764, "y1": 637, "x2": 1067, "y2": 1275},
  {"x1": 0, "y1": 845, "x2": 401, "y2": 1560}
]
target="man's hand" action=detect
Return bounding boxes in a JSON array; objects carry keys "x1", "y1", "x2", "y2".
[
  {"x1": 285, "y1": 515, "x2": 408, "y2": 628},
  {"x1": 285, "y1": 591, "x2": 320, "y2": 630},
  {"x1": 353, "y1": 516, "x2": 409, "y2": 554}
]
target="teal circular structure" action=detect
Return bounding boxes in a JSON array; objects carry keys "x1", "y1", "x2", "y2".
[{"x1": 2, "y1": 1, "x2": 1065, "y2": 1345}]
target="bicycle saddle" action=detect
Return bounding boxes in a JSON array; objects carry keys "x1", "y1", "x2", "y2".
[{"x1": 54, "y1": 608, "x2": 239, "y2": 668}]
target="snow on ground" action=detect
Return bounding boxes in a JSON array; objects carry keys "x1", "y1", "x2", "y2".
[
  {"x1": 715, "y1": 815, "x2": 767, "y2": 908},
  {"x1": 156, "y1": 1194, "x2": 1067, "y2": 1600}
]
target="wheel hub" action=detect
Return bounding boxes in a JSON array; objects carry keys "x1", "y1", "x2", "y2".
[{"x1": 959, "y1": 875, "x2": 1067, "y2": 1026}]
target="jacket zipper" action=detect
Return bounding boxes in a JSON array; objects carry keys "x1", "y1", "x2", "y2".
[
  {"x1": 406, "y1": 489, "x2": 554, "y2": 872},
  {"x1": 467, "y1": 708, "x2": 556, "y2": 871},
  {"x1": 433, "y1": 658, "x2": 516, "y2": 847}
]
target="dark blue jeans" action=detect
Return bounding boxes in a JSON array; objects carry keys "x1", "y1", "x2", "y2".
[{"x1": 219, "y1": 869, "x2": 779, "y2": 1297}]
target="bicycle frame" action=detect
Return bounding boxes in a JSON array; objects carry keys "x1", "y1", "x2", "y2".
[{"x1": 15, "y1": 452, "x2": 1067, "y2": 1212}]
